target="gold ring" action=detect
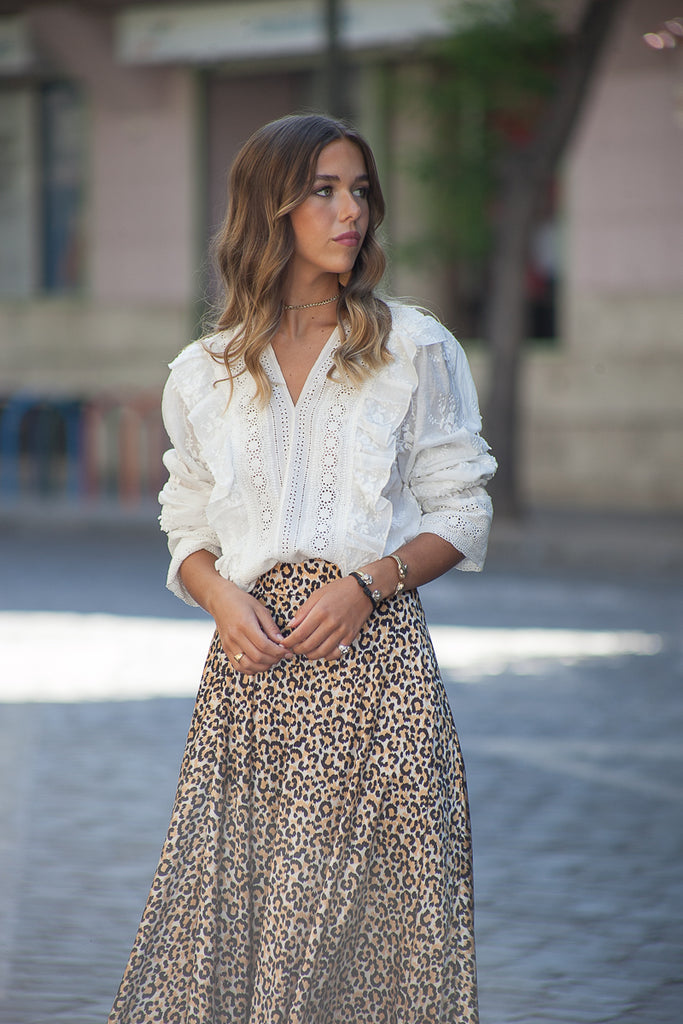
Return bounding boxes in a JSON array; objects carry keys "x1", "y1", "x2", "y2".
[{"x1": 234, "y1": 651, "x2": 244, "y2": 663}]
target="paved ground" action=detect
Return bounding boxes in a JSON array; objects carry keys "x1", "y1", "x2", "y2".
[{"x1": 0, "y1": 506, "x2": 682, "y2": 1023}]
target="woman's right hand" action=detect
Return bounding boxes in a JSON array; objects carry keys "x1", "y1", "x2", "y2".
[
  {"x1": 212, "y1": 585, "x2": 293, "y2": 675},
  {"x1": 179, "y1": 550, "x2": 292, "y2": 675}
]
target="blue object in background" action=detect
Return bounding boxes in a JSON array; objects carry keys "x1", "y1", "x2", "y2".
[{"x1": 0, "y1": 395, "x2": 83, "y2": 499}]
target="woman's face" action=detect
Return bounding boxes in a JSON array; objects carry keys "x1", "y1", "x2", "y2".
[{"x1": 288, "y1": 138, "x2": 370, "y2": 281}]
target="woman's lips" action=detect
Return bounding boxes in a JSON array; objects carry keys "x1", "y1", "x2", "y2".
[{"x1": 333, "y1": 232, "x2": 361, "y2": 246}]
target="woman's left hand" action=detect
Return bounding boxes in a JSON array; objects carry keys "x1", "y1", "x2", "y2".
[{"x1": 281, "y1": 575, "x2": 374, "y2": 660}]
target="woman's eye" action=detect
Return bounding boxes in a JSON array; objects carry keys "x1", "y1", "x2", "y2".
[
  {"x1": 314, "y1": 186, "x2": 333, "y2": 197},
  {"x1": 353, "y1": 186, "x2": 369, "y2": 200}
]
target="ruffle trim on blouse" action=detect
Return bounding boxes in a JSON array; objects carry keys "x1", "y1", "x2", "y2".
[
  {"x1": 345, "y1": 305, "x2": 429, "y2": 560},
  {"x1": 390, "y1": 302, "x2": 457, "y2": 350},
  {"x1": 167, "y1": 335, "x2": 251, "y2": 586}
]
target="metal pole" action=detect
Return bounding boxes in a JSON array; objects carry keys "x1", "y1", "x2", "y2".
[{"x1": 322, "y1": 0, "x2": 348, "y2": 118}]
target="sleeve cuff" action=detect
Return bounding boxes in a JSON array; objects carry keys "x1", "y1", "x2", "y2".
[
  {"x1": 419, "y1": 492, "x2": 493, "y2": 572},
  {"x1": 164, "y1": 533, "x2": 223, "y2": 607}
]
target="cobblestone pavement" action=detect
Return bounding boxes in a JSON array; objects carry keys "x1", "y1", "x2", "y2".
[{"x1": 0, "y1": 511, "x2": 682, "y2": 1023}]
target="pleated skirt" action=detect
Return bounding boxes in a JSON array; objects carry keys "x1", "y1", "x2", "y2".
[{"x1": 108, "y1": 560, "x2": 478, "y2": 1024}]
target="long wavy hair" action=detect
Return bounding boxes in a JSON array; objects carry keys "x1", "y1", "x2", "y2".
[{"x1": 211, "y1": 113, "x2": 392, "y2": 401}]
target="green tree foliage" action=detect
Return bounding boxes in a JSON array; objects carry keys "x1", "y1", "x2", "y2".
[{"x1": 414, "y1": 0, "x2": 563, "y2": 270}]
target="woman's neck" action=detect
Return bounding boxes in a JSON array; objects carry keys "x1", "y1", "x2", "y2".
[{"x1": 283, "y1": 271, "x2": 339, "y2": 310}]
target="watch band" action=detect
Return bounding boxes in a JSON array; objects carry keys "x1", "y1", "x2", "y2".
[{"x1": 349, "y1": 571, "x2": 382, "y2": 610}]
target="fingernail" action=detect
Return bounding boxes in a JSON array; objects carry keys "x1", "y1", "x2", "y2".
[{"x1": 275, "y1": 633, "x2": 285, "y2": 642}]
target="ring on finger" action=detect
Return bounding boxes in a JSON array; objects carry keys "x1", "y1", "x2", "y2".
[
  {"x1": 234, "y1": 651, "x2": 244, "y2": 663},
  {"x1": 338, "y1": 643, "x2": 351, "y2": 655}
]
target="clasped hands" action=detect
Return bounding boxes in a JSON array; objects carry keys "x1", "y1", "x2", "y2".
[{"x1": 216, "y1": 574, "x2": 374, "y2": 675}]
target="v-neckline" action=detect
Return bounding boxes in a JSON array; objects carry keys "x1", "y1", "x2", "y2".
[{"x1": 267, "y1": 327, "x2": 339, "y2": 409}]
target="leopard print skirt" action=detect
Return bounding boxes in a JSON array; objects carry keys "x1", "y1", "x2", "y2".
[{"x1": 108, "y1": 560, "x2": 478, "y2": 1024}]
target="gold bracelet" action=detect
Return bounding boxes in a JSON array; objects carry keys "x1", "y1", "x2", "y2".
[{"x1": 387, "y1": 552, "x2": 408, "y2": 595}]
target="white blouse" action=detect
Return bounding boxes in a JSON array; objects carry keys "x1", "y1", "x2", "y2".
[{"x1": 158, "y1": 303, "x2": 497, "y2": 605}]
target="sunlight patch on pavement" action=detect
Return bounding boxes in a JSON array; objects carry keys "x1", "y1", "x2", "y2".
[
  {"x1": 430, "y1": 625, "x2": 662, "y2": 680},
  {"x1": 0, "y1": 612, "x2": 663, "y2": 703},
  {"x1": 0, "y1": 612, "x2": 213, "y2": 703}
]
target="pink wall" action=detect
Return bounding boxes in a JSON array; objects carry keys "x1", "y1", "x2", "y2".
[
  {"x1": 31, "y1": 5, "x2": 196, "y2": 305},
  {"x1": 91, "y1": 68, "x2": 195, "y2": 304},
  {"x1": 565, "y1": 0, "x2": 683, "y2": 293}
]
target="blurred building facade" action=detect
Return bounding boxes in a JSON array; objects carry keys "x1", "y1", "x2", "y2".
[{"x1": 0, "y1": 0, "x2": 681, "y2": 509}]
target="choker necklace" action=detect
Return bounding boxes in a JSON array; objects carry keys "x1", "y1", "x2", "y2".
[{"x1": 284, "y1": 293, "x2": 340, "y2": 311}]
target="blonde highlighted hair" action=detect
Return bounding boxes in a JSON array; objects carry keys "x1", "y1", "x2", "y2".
[{"x1": 211, "y1": 113, "x2": 392, "y2": 401}]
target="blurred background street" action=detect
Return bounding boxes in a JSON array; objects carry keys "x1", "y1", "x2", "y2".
[{"x1": 0, "y1": 508, "x2": 681, "y2": 1024}]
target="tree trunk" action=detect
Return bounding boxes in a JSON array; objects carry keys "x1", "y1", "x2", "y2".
[
  {"x1": 484, "y1": 173, "x2": 538, "y2": 517},
  {"x1": 484, "y1": 0, "x2": 629, "y2": 517}
]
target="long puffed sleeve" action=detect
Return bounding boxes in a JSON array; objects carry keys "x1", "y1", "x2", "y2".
[
  {"x1": 158, "y1": 375, "x2": 223, "y2": 605},
  {"x1": 398, "y1": 326, "x2": 497, "y2": 571}
]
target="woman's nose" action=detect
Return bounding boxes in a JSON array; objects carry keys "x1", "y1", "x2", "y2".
[{"x1": 340, "y1": 192, "x2": 361, "y2": 221}]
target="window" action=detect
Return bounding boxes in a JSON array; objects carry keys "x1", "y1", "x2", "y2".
[
  {"x1": 40, "y1": 81, "x2": 84, "y2": 292},
  {"x1": 0, "y1": 80, "x2": 85, "y2": 297},
  {"x1": 0, "y1": 89, "x2": 37, "y2": 296}
]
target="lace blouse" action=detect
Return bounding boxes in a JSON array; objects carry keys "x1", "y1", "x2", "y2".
[{"x1": 158, "y1": 303, "x2": 497, "y2": 604}]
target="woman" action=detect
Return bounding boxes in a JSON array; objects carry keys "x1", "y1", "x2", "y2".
[{"x1": 108, "y1": 113, "x2": 496, "y2": 1024}]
